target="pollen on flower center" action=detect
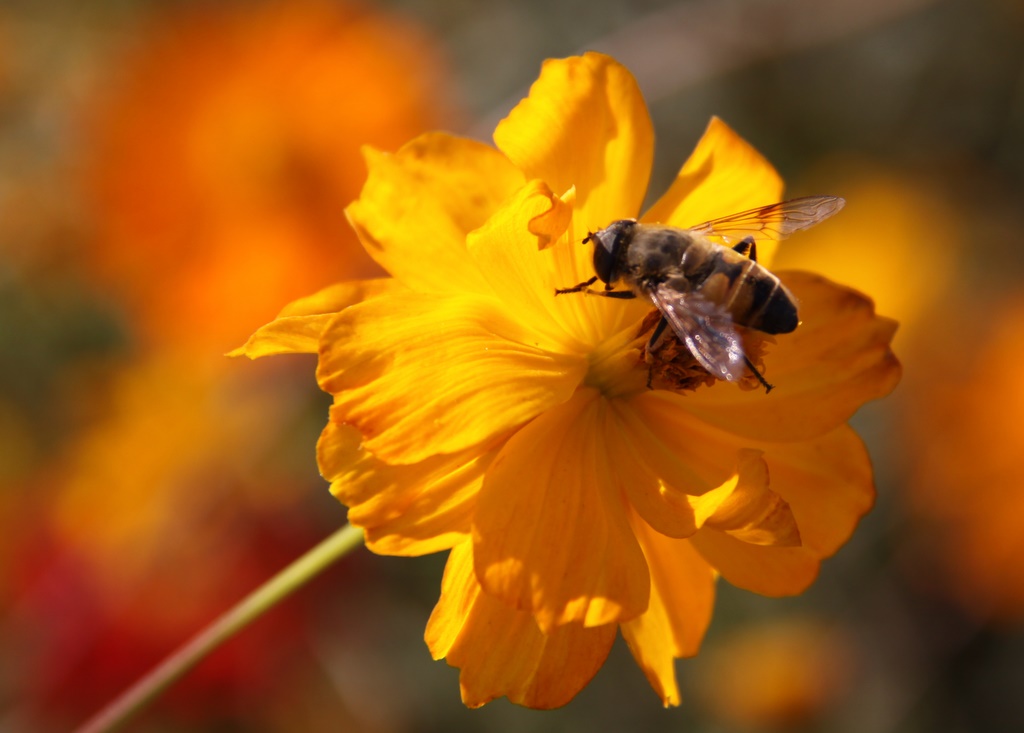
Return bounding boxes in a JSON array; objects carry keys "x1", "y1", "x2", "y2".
[{"x1": 637, "y1": 309, "x2": 774, "y2": 393}]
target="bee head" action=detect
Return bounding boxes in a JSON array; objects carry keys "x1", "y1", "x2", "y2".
[{"x1": 588, "y1": 219, "x2": 636, "y2": 286}]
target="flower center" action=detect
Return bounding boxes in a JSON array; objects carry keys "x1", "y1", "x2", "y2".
[
  {"x1": 641, "y1": 309, "x2": 776, "y2": 393},
  {"x1": 583, "y1": 308, "x2": 776, "y2": 395},
  {"x1": 581, "y1": 320, "x2": 649, "y2": 398}
]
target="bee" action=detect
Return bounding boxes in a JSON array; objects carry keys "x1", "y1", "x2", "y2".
[{"x1": 554, "y1": 195, "x2": 845, "y2": 392}]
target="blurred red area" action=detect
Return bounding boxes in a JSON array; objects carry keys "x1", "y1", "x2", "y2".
[{"x1": 11, "y1": 519, "x2": 309, "y2": 720}]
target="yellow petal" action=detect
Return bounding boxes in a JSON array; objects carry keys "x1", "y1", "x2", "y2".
[
  {"x1": 751, "y1": 425, "x2": 875, "y2": 558},
  {"x1": 601, "y1": 399, "x2": 701, "y2": 539},
  {"x1": 345, "y1": 132, "x2": 524, "y2": 295},
  {"x1": 600, "y1": 396, "x2": 822, "y2": 595},
  {"x1": 626, "y1": 393, "x2": 872, "y2": 562},
  {"x1": 317, "y1": 291, "x2": 586, "y2": 464},
  {"x1": 466, "y1": 179, "x2": 580, "y2": 346},
  {"x1": 610, "y1": 394, "x2": 794, "y2": 544},
  {"x1": 425, "y1": 541, "x2": 478, "y2": 660},
  {"x1": 494, "y1": 53, "x2": 654, "y2": 230},
  {"x1": 689, "y1": 528, "x2": 819, "y2": 597},
  {"x1": 228, "y1": 279, "x2": 395, "y2": 358},
  {"x1": 467, "y1": 178, "x2": 639, "y2": 350},
  {"x1": 318, "y1": 414, "x2": 499, "y2": 556},
  {"x1": 610, "y1": 398, "x2": 800, "y2": 545},
  {"x1": 536, "y1": 185, "x2": 577, "y2": 249},
  {"x1": 275, "y1": 279, "x2": 394, "y2": 317},
  {"x1": 228, "y1": 313, "x2": 333, "y2": 358},
  {"x1": 643, "y1": 117, "x2": 784, "y2": 265},
  {"x1": 621, "y1": 514, "x2": 717, "y2": 707},
  {"x1": 426, "y1": 542, "x2": 617, "y2": 709},
  {"x1": 610, "y1": 395, "x2": 770, "y2": 522},
  {"x1": 681, "y1": 271, "x2": 901, "y2": 442},
  {"x1": 617, "y1": 391, "x2": 751, "y2": 492},
  {"x1": 473, "y1": 389, "x2": 650, "y2": 632},
  {"x1": 693, "y1": 450, "x2": 802, "y2": 548}
]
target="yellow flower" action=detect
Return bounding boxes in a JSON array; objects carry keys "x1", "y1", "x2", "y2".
[{"x1": 236, "y1": 53, "x2": 900, "y2": 707}]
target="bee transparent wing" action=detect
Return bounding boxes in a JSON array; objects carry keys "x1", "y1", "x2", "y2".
[
  {"x1": 649, "y1": 283, "x2": 745, "y2": 382},
  {"x1": 687, "y1": 195, "x2": 845, "y2": 246}
]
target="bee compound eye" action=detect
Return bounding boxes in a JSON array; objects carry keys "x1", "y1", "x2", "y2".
[
  {"x1": 590, "y1": 220, "x2": 633, "y2": 285},
  {"x1": 591, "y1": 233, "x2": 617, "y2": 284}
]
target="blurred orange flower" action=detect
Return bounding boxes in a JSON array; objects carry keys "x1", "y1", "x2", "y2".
[
  {"x1": 773, "y1": 161, "x2": 960, "y2": 346},
  {"x1": 696, "y1": 617, "x2": 854, "y2": 728},
  {"x1": 81, "y1": 0, "x2": 451, "y2": 353},
  {"x1": 19, "y1": 2, "x2": 454, "y2": 720},
  {"x1": 905, "y1": 298, "x2": 1024, "y2": 622},
  {"x1": 237, "y1": 53, "x2": 900, "y2": 707}
]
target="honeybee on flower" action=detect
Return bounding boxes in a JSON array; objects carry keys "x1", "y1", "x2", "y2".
[{"x1": 236, "y1": 53, "x2": 900, "y2": 708}]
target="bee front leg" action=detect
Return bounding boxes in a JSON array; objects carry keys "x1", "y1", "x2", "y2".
[
  {"x1": 554, "y1": 276, "x2": 598, "y2": 295},
  {"x1": 554, "y1": 282, "x2": 637, "y2": 299}
]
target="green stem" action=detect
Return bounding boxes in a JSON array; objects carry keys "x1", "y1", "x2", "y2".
[{"x1": 74, "y1": 523, "x2": 365, "y2": 733}]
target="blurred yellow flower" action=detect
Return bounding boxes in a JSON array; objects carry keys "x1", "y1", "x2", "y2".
[
  {"x1": 237, "y1": 53, "x2": 900, "y2": 707},
  {"x1": 81, "y1": 0, "x2": 450, "y2": 353}
]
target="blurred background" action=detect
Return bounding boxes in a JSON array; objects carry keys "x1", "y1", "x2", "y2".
[{"x1": 1, "y1": 0, "x2": 1023, "y2": 731}]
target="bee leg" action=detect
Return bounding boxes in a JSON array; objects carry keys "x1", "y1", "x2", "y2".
[
  {"x1": 556, "y1": 286, "x2": 637, "y2": 299},
  {"x1": 732, "y1": 236, "x2": 757, "y2": 262},
  {"x1": 743, "y1": 355, "x2": 774, "y2": 393},
  {"x1": 644, "y1": 316, "x2": 670, "y2": 389},
  {"x1": 554, "y1": 276, "x2": 598, "y2": 295},
  {"x1": 647, "y1": 315, "x2": 670, "y2": 352}
]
